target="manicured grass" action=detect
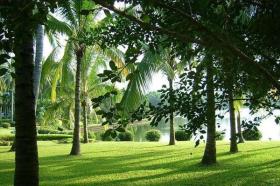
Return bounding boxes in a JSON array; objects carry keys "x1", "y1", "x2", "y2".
[{"x1": 1, "y1": 141, "x2": 280, "y2": 186}]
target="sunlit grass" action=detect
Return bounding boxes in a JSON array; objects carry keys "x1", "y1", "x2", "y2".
[{"x1": 0, "y1": 141, "x2": 280, "y2": 186}]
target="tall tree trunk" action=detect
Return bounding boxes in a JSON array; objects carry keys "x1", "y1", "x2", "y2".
[
  {"x1": 229, "y1": 89, "x2": 238, "y2": 153},
  {"x1": 11, "y1": 79, "x2": 14, "y2": 122},
  {"x1": 14, "y1": 28, "x2": 38, "y2": 186},
  {"x1": 168, "y1": 78, "x2": 175, "y2": 145},
  {"x1": 237, "y1": 110, "x2": 245, "y2": 143},
  {"x1": 33, "y1": 24, "x2": 44, "y2": 111},
  {"x1": 70, "y1": 46, "x2": 83, "y2": 155},
  {"x1": 201, "y1": 59, "x2": 216, "y2": 165},
  {"x1": 82, "y1": 100, "x2": 89, "y2": 143}
]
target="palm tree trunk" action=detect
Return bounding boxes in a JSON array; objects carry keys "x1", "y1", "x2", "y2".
[
  {"x1": 201, "y1": 58, "x2": 216, "y2": 165},
  {"x1": 237, "y1": 110, "x2": 245, "y2": 143},
  {"x1": 33, "y1": 24, "x2": 44, "y2": 111},
  {"x1": 229, "y1": 89, "x2": 238, "y2": 153},
  {"x1": 168, "y1": 78, "x2": 175, "y2": 145},
  {"x1": 14, "y1": 29, "x2": 38, "y2": 186},
  {"x1": 70, "y1": 46, "x2": 83, "y2": 155},
  {"x1": 82, "y1": 100, "x2": 89, "y2": 143}
]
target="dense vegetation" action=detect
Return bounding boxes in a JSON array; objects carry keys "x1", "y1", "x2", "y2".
[{"x1": 0, "y1": 0, "x2": 280, "y2": 185}]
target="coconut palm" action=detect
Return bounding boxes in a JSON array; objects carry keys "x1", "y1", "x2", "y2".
[
  {"x1": 121, "y1": 45, "x2": 188, "y2": 145},
  {"x1": 234, "y1": 98, "x2": 245, "y2": 143},
  {"x1": 41, "y1": 0, "x2": 126, "y2": 152}
]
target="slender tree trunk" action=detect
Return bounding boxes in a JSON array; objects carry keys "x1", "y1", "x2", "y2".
[
  {"x1": 82, "y1": 100, "x2": 89, "y2": 143},
  {"x1": 201, "y1": 58, "x2": 216, "y2": 165},
  {"x1": 70, "y1": 46, "x2": 83, "y2": 155},
  {"x1": 33, "y1": 24, "x2": 44, "y2": 111},
  {"x1": 237, "y1": 110, "x2": 245, "y2": 143},
  {"x1": 14, "y1": 28, "x2": 38, "y2": 186},
  {"x1": 168, "y1": 78, "x2": 175, "y2": 145},
  {"x1": 11, "y1": 79, "x2": 15, "y2": 122},
  {"x1": 229, "y1": 89, "x2": 238, "y2": 153}
]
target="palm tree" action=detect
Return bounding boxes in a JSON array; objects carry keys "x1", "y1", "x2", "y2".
[
  {"x1": 234, "y1": 98, "x2": 245, "y2": 143},
  {"x1": 201, "y1": 55, "x2": 216, "y2": 165},
  {"x1": 34, "y1": 25, "x2": 44, "y2": 109},
  {"x1": 41, "y1": 1, "x2": 125, "y2": 150},
  {"x1": 121, "y1": 46, "x2": 187, "y2": 145}
]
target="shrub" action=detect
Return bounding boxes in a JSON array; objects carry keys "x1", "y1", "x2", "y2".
[
  {"x1": 2, "y1": 122, "x2": 10, "y2": 128},
  {"x1": 88, "y1": 132, "x2": 96, "y2": 140},
  {"x1": 100, "y1": 132, "x2": 114, "y2": 141},
  {"x1": 145, "y1": 129, "x2": 161, "y2": 142},
  {"x1": 38, "y1": 128, "x2": 65, "y2": 135},
  {"x1": 175, "y1": 130, "x2": 191, "y2": 141},
  {"x1": 242, "y1": 129, "x2": 262, "y2": 141},
  {"x1": 118, "y1": 131, "x2": 134, "y2": 141},
  {"x1": 57, "y1": 138, "x2": 72, "y2": 144},
  {"x1": 0, "y1": 135, "x2": 14, "y2": 141},
  {"x1": 215, "y1": 131, "x2": 225, "y2": 141},
  {"x1": 37, "y1": 134, "x2": 72, "y2": 141},
  {"x1": 0, "y1": 141, "x2": 10, "y2": 146},
  {"x1": 10, "y1": 121, "x2": 15, "y2": 127}
]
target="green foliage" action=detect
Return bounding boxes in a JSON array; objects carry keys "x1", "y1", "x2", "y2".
[
  {"x1": 88, "y1": 132, "x2": 96, "y2": 140},
  {"x1": 0, "y1": 134, "x2": 72, "y2": 141},
  {"x1": 37, "y1": 128, "x2": 67, "y2": 134},
  {"x1": 1, "y1": 122, "x2": 10, "y2": 128},
  {"x1": 175, "y1": 131, "x2": 191, "y2": 141},
  {"x1": 145, "y1": 129, "x2": 161, "y2": 142},
  {"x1": 215, "y1": 131, "x2": 225, "y2": 141},
  {"x1": 243, "y1": 129, "x2": 262, "y2": 141},
  {"x1": 0, "y1": 140, "x2": 10, "y2": 146},
  {"x1": 117, "y1": 131, "x2": 134, "y2": 141},
  {"x1": 100, "y1": 132, "x2": 114, "y2": 141},
  {"x1": 0, "y1": 135, "x2": 14, "y2": 141}
]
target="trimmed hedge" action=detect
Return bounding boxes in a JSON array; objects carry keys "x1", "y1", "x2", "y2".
[
  {"x1": 117, "y1": 131, "x2": 134, "y2": 141},
  {"x1": 243, "y1": 129, "x2": 262, "y2": 141},
  {"x1": 145, "y1": 129, "x2": 161, "y2": 142},
  {"x1": 2, "y1": 122, "x2": 10, "y2": 128},
  {"x1": 0, "y1": 134, "x2": 72, "y2": 141},
  {"x1": 0, "y1": 140, "x2": 10, "y2": 146},
  {"x1": 175, "y1": 131, "x2": 191, "y2": 141}
]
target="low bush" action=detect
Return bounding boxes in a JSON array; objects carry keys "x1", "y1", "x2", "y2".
[
  {"x1": 38, "y1": 128, "x2": 66, "y2": 135},
  {"x1": 0, "y1": 135, "x2": 14, "y2": 141},
  {"x1": 88, "y1": 132, "x2": 96, "y2": 140},
  {"x1": 175, "y1": 131, "x2": 191, "y2": 141},
  {"x1": 145, "y1": 129, "x2": 161, "y2": 142},
  {"x1": 2, "y1": 122, "x2": 10, "y2": 128},
  {"x1": 57, "y1": 138, "x2": 72, "y2": 144},
  {"x1": 243, "y1": 129, "x2": 262, "y2": 141},
  {"x1": 100, "y1": 132, "x2": 114, "y2": 141},
  {"x1": 215, "y1": 131, "x2": 225, "y2": 141},
  {"x1": 37, "y1": 134, "x2": 72, "y2": 141},
  {"x1": 0, "y1": 140, "x2": 10, "y2": 146},
  {"x1": 118, "y1": 131, "x2": 134, "y2": 141}
]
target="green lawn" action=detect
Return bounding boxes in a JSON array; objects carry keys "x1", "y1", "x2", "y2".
[{"x1": 1, "y1": 141, "x2": 280, "y2": 186}]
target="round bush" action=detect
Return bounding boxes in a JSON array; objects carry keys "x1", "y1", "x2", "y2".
[
  {"x1": 2, "y1": 122, "x2": 10, "y2": 128},
  {"x1": 215, "y1": 131, "x2": 225, "y2": 141},
  {"x1": 175, "y1": 130, "x2": 191, "y2": 141},
  {"x1": 242, "y1": 129, "x2": 262, "y2": 141},
  {"x1": 118, "y1": 131, "x2": 134, "y2": 141},
  {"x1": 145, "y1": 129, "x2": 161, "y2": 142},
  {"x1": 100, "y1": 132, "x2": 114, "y2": 141}
]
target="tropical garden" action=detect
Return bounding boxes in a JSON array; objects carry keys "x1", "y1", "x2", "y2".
[{"x1": 0, "y1": 0, "x2": 280, "y2": 186}]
